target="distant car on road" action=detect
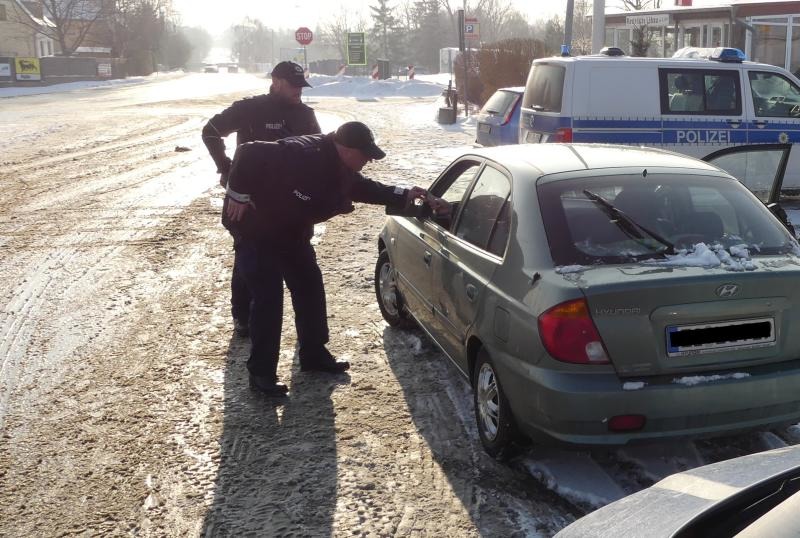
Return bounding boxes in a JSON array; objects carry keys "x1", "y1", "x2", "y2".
[
  {"x1": 203, "y1": 65, "x2": 219, "y2": 73},
  {"x1": 475, "y1": 87, "x2": 523, "y2": 147},
  {"x1": 556, "y1": 445, "x2": 800, "y2": 537},
  {"x1": 375, "y1": 143, "x2": 800, "y2": 458}
]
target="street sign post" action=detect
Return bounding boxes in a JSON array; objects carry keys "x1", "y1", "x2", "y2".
[
  {"x1": 347, "y1": 33, "x2": 367, "y2": 66},
  {"x1": 295, "y1": 27, "x2": 313, "y2": 46},
  {"x1": 295, "y1": 27, "x2": 313, "y2": 70}
]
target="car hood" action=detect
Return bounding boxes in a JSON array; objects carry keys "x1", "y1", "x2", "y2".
[{"x1": 555, "y1": 445, "x2": 800, "y2": 537}]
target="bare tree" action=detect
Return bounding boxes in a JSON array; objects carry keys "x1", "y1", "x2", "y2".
[
  {"x1": 618, "y1": 0, "x2": 663, "y2": 56},
  {"x1": 8, "y1": 0, "x2": 115, "y2": 55},
  {"x1": 318, "y1": 10, "x2": 368, "y2": 63}
]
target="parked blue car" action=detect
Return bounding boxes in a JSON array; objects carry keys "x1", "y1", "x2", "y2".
[{"x1": 475, "y1": 87, "x2": 523, "y2": 146}]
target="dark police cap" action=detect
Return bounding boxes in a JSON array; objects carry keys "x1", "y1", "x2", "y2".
[
  {"x1": 271, "y1": 61, "x2": 311, "y2": 88},
  {"x1": 333, "y1": 121, "x2": 386, "y2": 160}
]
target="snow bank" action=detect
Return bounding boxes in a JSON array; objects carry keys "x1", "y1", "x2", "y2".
[{"x1": 0, "y1": 70, "x2": 185, "y2": 98}]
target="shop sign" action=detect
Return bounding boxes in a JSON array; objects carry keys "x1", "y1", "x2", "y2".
[{"x1": 626, "y1": 14, "x2": 671, "y2": 27}]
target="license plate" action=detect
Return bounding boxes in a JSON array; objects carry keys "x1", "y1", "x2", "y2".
[
  {"x1": 666, "y1": 317, "x2": 775, "y2": 357},
  {"x1": 479, "y1": 123, "x2": 491, "y2": 133},
  {"x1": 526, "y1": 131, "x2": 542, "y2": 143}
]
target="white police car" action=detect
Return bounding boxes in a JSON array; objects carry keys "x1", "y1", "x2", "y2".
[{"x1": 520, "y1": 47, "x2": 800, "y2": 215}]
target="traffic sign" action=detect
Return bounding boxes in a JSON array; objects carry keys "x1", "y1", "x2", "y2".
[
  {"x1": 347, "y1": 32, "x2": 366, "y2": 66},
  {"x1": 464, "y1": 17, "x2": 480, "y2": 39},
  {"x1": 295, "y1": 27, "x2": 313, "y2": 46}
]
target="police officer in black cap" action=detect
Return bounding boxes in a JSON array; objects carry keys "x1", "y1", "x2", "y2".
[
  {"x1": 225, "y1": 121, "x2": 432, "y2": 397},
  {"x1": 202, "y1": 61, "x2": 320, "y2": 338}
]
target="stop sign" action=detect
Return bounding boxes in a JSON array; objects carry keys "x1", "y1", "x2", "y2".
[{"x1": 295, "y1": 27, "x2": 313, "y2": 46}]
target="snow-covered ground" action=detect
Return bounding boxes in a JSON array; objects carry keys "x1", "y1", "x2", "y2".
[{"x1": 3, "y1": 70, "x2": 798, "y2": 535}]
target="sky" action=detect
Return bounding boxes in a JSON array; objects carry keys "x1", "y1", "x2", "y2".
[{"x1": 174, "y1": 0, "x2": 726, "y2": 37}]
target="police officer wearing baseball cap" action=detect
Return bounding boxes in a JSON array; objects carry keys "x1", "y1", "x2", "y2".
[
  {"x1": 225, "y1": 122, "x2": 432, "y2": 397},
  {"x1": 202, "y1": 60, "x2": 319, "y2": 339}
]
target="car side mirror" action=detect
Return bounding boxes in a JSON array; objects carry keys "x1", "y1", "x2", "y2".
[{"x1": 767, "y1": 202, "x2": 796, "y2": 236}]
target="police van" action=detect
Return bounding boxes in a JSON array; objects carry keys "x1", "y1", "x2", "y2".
[{"x1": 520, "y1": 47, "x2": 800, "y2": 207}]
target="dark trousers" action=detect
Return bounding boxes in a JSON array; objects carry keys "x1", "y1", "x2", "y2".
[
  {"x1": 237, "y1": 238, "x2": 330, "y2": 381},
  {"x1": 231, "y1": 235, "x2": 251, "y2": 323}
]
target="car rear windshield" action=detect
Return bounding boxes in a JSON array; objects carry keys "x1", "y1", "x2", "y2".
[
  {"x1": 522, "y1": 63, "x2": 565, "y2": 112},
  {"x1": 480, "y1": 90, "x2": 518, "y2": 116},
  {"x1": 538, "y1": 173, "x2": 797, "y2": 265}
]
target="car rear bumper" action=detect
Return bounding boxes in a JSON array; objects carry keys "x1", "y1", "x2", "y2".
[{"x1": 494, "y1": 350, "x2": 800, "y2": 446}]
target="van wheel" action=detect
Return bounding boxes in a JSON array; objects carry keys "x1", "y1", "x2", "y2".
[
  {"x1": 375, "y1": 249, "x2": 414, "y2": 329},
  {"x1": 473, "y1": 348, "x2": 518, "y2": 459}
]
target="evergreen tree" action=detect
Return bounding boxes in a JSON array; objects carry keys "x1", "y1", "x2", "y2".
[{"x1": 369, "y1": 0, "x2": 403, "y2": 62}]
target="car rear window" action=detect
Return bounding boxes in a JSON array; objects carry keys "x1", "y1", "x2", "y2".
[
  {"x1": 522, "y1": 63, "x2": 565, "y2": 112},
  {"x1": 480, "y1": 90, "x2": 518, "y2": 116},
  {"x1": 537, "y1": 173, "x2": 796, "y2": 266}
]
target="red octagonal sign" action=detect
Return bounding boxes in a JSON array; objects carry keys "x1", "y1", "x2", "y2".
[{"x1": 295, "y1": 27, "x2": 313, "y2": 46}]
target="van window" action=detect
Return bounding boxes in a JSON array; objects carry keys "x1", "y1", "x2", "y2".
[
  {"x1": 748, "y1": 71, "x2": 800, "y2": 117},
  {"x1": 522, "y1": 63, "x2": 565, "y2": 112},
  {"x1": 660, "y1": 69, "x2": 741, "y2": 115}
]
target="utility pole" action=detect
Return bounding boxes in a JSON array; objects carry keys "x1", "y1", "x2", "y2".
[
  {"x1": 563, "y1": 0, "x2": 574, "y2": 56},
  {"x1": 592, "y1": 0, "x2": 606, "y2": 53}
]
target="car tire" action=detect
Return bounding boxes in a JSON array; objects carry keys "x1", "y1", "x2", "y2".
[
  {"x1": 473, "y1": 348, "x2": 518, "y2": 459},
  {"x1": 374, "y1": 249, "x2": 414, "y2": 329}
]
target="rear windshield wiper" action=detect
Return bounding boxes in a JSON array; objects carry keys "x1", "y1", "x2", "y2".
[
  {"x1": 583, "y1": 190, "x2": 676, "y2": 255},
  {"x1": 529, "y1": 104, "x2": 545, "y2": 111}
]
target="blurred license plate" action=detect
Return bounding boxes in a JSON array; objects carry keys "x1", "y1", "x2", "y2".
[
  {"x1": 666, "y1": 317, "x2": 775, "y2": 357},
  {"x1": 479, "y1": 123, "x2": 491, "y2": 133},
  {"x1": 526, "y1": 131, "x2": 542, "y2": 143}
]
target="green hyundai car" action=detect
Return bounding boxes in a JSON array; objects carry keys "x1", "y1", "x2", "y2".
[{"x1": 374, "y1": 143, "x2": 800, "y2": 458}]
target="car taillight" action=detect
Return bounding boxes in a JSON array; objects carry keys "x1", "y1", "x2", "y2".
[
  {"x1": 538, "y1": 298, "x2": 610, "y2": 364},
  {"x1": 551, "y1": 127, "x2": 573, "y2": 142},
  {"x1": 501, "y1": 99, "x2": 519, "y2": 126}
]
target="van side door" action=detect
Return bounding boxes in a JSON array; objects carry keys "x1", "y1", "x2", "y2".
[{"x1": 660, "y1": 68, "x2": 746, "y2": 150}]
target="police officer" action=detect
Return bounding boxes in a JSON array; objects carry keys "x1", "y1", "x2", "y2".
[
  {"x1": 202, "y1": 60, "x2": 320, "y2": 337},
  {"x1": 225, "y1": 122, "x2": 430, "y2": 397}
]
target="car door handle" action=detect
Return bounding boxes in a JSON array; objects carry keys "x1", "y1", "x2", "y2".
[
  {"x1": 726, "y1": 119, "x2": 741, "y2": 128},
  {"x1": 465, "y1": 283, "x2": 477, "y2": 301},
  {"x1": 423, "y1": 251, "x2": 432, "y2": 266},
  {"x1": 754, "y1": 120, "x2": 768, "y2": 128}
]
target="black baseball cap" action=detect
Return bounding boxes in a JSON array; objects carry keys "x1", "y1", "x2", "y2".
[
  {"x1": 270, "y1": 61, "x2": 311, "y2": 88},
  {"x1": 333, "y1": 121, "x2": 386, "y2": 160}
]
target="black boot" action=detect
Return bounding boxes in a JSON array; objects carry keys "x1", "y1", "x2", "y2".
[{"x1": 248, "y1": 375, "x2": 288, "y2": 397}]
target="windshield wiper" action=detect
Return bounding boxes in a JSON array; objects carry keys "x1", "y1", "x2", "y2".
[
  {"x1": 583, "y1": 190, "x2": 675, "y2": 255},
  {"x1": 529, "y1": 104, "x2": 545, "y2": 111}
]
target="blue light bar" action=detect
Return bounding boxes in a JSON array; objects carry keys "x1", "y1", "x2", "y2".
[{"x1": 709, "y1": 47, "x2": 746, "y2": 62}]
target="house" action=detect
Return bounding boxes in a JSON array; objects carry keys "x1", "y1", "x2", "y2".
[{"x1": 0, "y1": 0, "x2": 56, "y2": 58}]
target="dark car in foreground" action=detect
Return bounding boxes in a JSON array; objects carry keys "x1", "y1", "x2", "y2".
[
  {"x1": 374, "y1": 143, "x2": 800, "y2": 458},
  {"x1": 475, "y1": 87, "x2": 523, "y2": 147},
  {"x1": 556, "y1": 445, "x2": 800, "y2": 537}
]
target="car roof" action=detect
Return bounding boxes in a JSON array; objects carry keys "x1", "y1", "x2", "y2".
[{"x1": 465, "y1": 143, "x2": 726, "y2": 177}]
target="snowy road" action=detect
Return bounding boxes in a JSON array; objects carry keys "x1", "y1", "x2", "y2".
[{"x1": 1, "y1": 72, "x2": 799, "y2": 536}]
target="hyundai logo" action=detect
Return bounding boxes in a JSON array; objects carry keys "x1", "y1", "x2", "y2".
[{"x1": 716, "y1": 284, "x2": 739, "y2": 298}]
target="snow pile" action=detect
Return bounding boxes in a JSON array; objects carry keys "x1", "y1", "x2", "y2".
[
  {"x1": 645, "y1": 242, "x2": 758, "y2": 271},
  {"x1": 623, "y1": 381, "x2": 646, "y2": 391},
  {"x1": 673, "y1": 372, "x2": 751, "y2": 386},
  {"x1": 305, "y1": 74, "x2": 444, "y2": 98},
  {"x1": 556, "y1": 265, "x2": 587, "y2": 274}
]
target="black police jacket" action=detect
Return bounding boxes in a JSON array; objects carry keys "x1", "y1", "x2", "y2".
[
  {"x1": 201, "y1": 92, "x2": 320, "y2": 175},
  {"x1": 226, "y1": 134, "x2": 408, "y2": 245}
]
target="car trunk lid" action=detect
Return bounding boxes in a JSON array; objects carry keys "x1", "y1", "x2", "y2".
[{"x1": 575, "y1": 261, "x2": 800, "y2": 377}]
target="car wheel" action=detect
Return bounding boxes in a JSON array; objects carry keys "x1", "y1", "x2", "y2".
[
  {"x1": 473, "y1": 348, "x2": 518, "y2": 459},
  {"x1": 374, "y1": 249, "x2": 414, "y2": 328}
]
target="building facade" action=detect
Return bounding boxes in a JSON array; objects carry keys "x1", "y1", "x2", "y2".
[
  {"x1": 605, "y1": 1, "x2": 800, "y2": 75},
  {"x1": 0, "y1": 0, "x2": 55, "y2": 58}
]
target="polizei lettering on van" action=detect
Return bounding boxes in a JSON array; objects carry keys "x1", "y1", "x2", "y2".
[{"x1": 675, "y1": 129, "x2": 731, "y2": 143}]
